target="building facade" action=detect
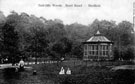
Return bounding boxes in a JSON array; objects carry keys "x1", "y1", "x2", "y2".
[{"x1": 83, "y1": 31, "x2": 113, "y2": 61}]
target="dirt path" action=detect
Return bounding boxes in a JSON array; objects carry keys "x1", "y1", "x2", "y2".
[{"x1": 111, "y1": 65, "x2": 135, "y2": 70}]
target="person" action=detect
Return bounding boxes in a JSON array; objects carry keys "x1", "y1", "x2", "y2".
[
  {"x1": 66, "y1": 68, "x2": 71, "y2": 75},
  {"x1": 18, "y1": 59, "x2": 24, "y2": 71},
  {"x1": 59, "y1": 67, "x2": 65, "y2": 75}
]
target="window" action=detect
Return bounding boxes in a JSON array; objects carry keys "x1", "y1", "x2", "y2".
[
  {"x1": 84, "y1": 51, "x2": 87, "y2": 55},
  {"x1": 96, "y1": 50, "x2": 98, "y2": 55},
  {"x1": 103, "y1": 45, "x2": 105, "y2": 50},
  {"x1": 92, "y1": 45, "x2": 94, "y2": 50},
  {"x1": 101, "y1": 45, "x2": 108, "y2": 56},
  {"x1": 103, "y1": 51, "x2": 105, "y2": 55},
  {"x1": 88, "y1": 51, "x2": 91, "y2": 55},
  {"x1": 88, "y1": 45, "x2": 91, "y2": 50},
  {"x1": 92, "y1": 51, "x2": 94, "y2": 55},
  {"x1": 86, "y1": 44, "x2": 99, "y2": 56},
  {"x1": 84, "y1": 45, "x2": 87, "y2": 50},
  {"x1": 89, "y1": 44, "x2": 98, "y2": 56},
  {"x1": 105, "y1": 51, "x2": 109, "y2": 55},
  {"x1": 100, "y1": 45, "x2": 103, "y2": 56},
  {"x1": 106, "y1": 46, "x2": 108, "y2": 50}
]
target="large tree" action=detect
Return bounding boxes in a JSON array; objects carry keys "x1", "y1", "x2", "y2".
[
  {"x1": 26, "y1": 17, "x2": 49, "y2": 63},
  {"x1": 52, "y1": 37, "x2": 72, "y2": 60},
  {"x1": 2, "y1": 23, "x2": 20, "y2": 63}
]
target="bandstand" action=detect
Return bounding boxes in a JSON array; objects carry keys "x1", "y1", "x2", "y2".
[{"x1": 83, "y1": 31, "x2": 113, "y2": 61}]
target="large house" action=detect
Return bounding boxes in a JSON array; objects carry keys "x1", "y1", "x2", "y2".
[{"x1": 83, "y1": 31, "x2": 113, "y2": 61}]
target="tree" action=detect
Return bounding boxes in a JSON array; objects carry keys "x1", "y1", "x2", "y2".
[
  {"x1": 0, "y1": 11, "x2": 6, "y2": 28},
  {"x1": 52, "y1": 37, "x2": 72, "y2": 60},
  {"x1": 71, "y1": 42, "x2": 83, "y2": 59},
  {"x1": 46, "y1": 21, "x2": 66, "y2": 43},
  {"x1": 2, "y1": 23, "x2": 20, "y2": 64},
  {"x1": 27, "y1": 20, "x2": 49, "y2": 63},
  {"x1": 65, "y1": 23, "x2": 89, "y2": 42},
  {"x1": 117, "y1": 21, "x2": 134, "y2": 46},
  {"x1": 0, "y1": 11, "x2": 6, "y2": 59}
]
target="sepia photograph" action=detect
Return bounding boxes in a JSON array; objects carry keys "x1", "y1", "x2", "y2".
[{"x1": 0, "y1": 0, "x2": 135, "y2": 84}]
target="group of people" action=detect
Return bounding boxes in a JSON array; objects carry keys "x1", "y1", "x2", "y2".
[
  {"x1": 59, "y1": 67, "x2": 71, "y2": 75},
  {"x1": 17, "y1": 59, "x2": 72, "y2": 75}
]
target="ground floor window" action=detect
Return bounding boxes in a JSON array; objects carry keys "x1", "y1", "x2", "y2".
[
  {"x1": 100, "y1": 45, "x2": 109, "y2": 56},
  {"x1": 84, "y1": 51, "x2": 87, "y2": 55}
]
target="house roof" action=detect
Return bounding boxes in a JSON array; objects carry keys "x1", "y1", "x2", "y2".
[{"x1": 86, "y1": 31, "x2": 111, "y2": 43}]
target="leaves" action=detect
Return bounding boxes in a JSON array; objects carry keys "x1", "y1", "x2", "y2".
[
  {"x1": 52, "y1": 37, "x2": 72, "y2": 59},
  {"x1": 0, "y1": 11, "x2": 134, "y2": 61}
]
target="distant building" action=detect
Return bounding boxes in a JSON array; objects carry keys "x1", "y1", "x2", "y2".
[{"x1": 83, "y1": 31, "x2": 113, "y2": 61}]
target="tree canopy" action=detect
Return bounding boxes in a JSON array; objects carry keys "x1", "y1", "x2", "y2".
[{"x1": 0, "y1": 11, "x2": 134, "y2": 62}]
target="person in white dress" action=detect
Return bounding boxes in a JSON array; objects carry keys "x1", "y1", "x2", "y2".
[
  {"x1": 66, "y1": 68, "x2": 71, "y2": 75},
  {"x1": 18, "y1": 59, "x2": 24, "y2": 70},
  {"x1": 59, "y1": 67, "x2": 65, "y2": 75}
]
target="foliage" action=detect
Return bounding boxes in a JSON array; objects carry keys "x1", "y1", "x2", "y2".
[
  {"x1": 0, "y1": 11, "x2": 134, "y2": 61},
  {"x1": 2, "y1": 22, "x2": 20, "y2": 63},
  {"x1": 52, "y1": 37, "x2": 72, "y2": 60},
  {"x1": 71, "y1": 42, "x2": 83, "y2": 59}
]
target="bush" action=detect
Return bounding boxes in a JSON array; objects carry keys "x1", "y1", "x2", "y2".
[{"x1": 113, "y1": 46, "x2": 135, "y2": 60}]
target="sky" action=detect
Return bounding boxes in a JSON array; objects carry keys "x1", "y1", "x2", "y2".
[{"x1": 0, "y1": 0, "x2": 134, "y2": 25}]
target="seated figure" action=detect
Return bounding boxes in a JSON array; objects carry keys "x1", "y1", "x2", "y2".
[
  {"x1": 59, "y1": 67, "x2": 65, "y2": 75},
  {"x1": 66, "y1": 68, "x2": 71, "y2": 75}
]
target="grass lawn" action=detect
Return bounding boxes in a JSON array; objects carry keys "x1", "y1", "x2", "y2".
[{"x1": 0, "y1": 60, "x2": 134, "y2": 84}]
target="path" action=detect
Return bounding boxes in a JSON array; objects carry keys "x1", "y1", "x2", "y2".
[
  {"x1": 0, "y1": 60, "x2": 60, "y2": 70},
  {"x1": 111, "y1": 65, "x2": 135, "y2": 70}
]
